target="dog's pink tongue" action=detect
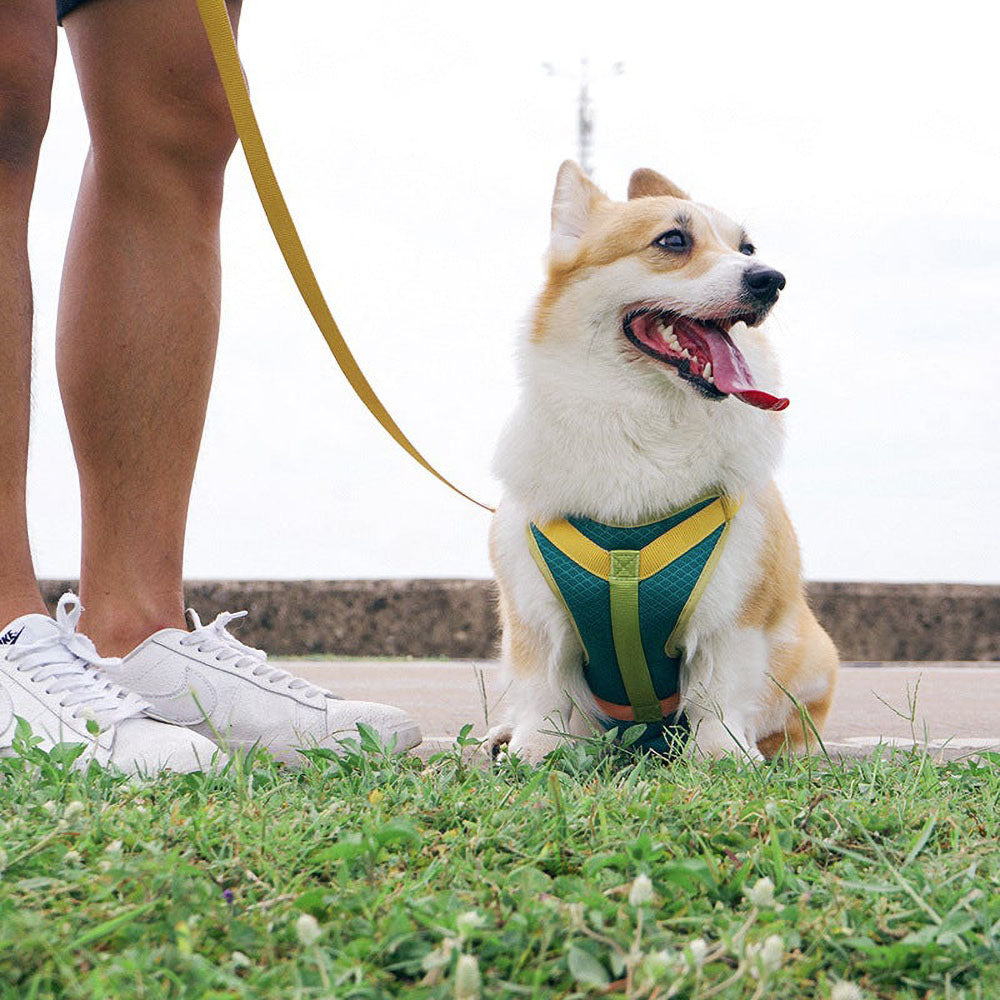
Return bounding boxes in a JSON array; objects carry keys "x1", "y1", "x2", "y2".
[
  {"x1": 683, "y1": 320, "x2": 789, "y2": 412},
  {"x1": 733, "y1": 389, "x2": 789, "y2": 411}
]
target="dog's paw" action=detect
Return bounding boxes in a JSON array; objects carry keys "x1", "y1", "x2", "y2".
[
  {"x1": 486, "y1": 724, "x2": 514, "y2": 760},
  {"x1": 507, "y1": 726, "x2": 568, "y2": 766},
  {"x1": 687, "y1": 716, "x2": 763, "y2": 764}
]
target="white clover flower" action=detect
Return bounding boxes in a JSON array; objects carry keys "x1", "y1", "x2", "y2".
[
  {"x1": 636, "y1": 949, "x2": 672, "y2": 986},
  {"x1": 831, "y1": 983, "x2": 864, "y2": 1000},
  {"x1": 63, "y1": 850, "x2": 82, "y2": 865},
  {"x1": 456, "y1": 910, "x2": 486, "y2": 939},
  {"x1": 295, "y1": 913, "x2": 322, "y2": 947},
  {"x1": 230, "y1": 951, "x2": 252, "y2": 969},
  {"x1": 105, "y1": 840, "x2": 123, "y2": 855},
  {"x1": 629, "y1": 873, "x2": 655, "y2": 907},
  {"x1": 744, "y1": 876, "x2": 776, "y2": 908},
  {"x1": 747, "y1": 934, "x2": 783, "y2": 978},
  {"x1": 421, "y1": 937, "x2": 459, "y2": 972},
  {"x1": 761, "y1": 935, "x2": 783, "y2": 970},
  {"x1": 41, "y1": 801, "x2": 57, "y2": 816},
  {"x1": 686, "y1": 938, "x2": 709, "y2": 969},
  {"x1": 454, "y1": 953, "x2": 481, "y2": 1000},
  {"x1": 63, "y1": 801, "x2": 85, "y2": 820}
]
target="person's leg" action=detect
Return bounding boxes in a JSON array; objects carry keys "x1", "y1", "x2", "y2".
[
  {"x1": 0, "y1": 0, "x2": 57, "y2": 626},
  {"x1": 56, "y1": 0, "x2": 423, "y2": 760},
  {"x1": 0, "y1": 2, "x2": 222, "y2": 776},
  {"x1": 58, "y1": 0, "x2": 241, "y2": 656}
]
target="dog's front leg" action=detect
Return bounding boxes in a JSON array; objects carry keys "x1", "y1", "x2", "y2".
[
  {"x1": 500, "y1": 667, "x2": 576, "y2": 765},
  {"x1": 488, "y1": 506, "x2": 588, "y2": 765},
  {"x1": 487, "y1": 609, "x2": 580, "y2": 766},
  {"x1": 682, "y1": 626, "x2": 769, "y2": 762}
]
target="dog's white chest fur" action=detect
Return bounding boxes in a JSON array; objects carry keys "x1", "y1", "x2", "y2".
[
  {"x1": 493, "y1": 317, "x2": 784, "y2": 651},
  {"x1": 495, "y1": 320, "x2": 784, "y2": 523}
]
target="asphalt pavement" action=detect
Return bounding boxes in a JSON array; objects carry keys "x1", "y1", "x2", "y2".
[{"x1": 282, "y1": 660, "x2": 1000, "y2": 761}]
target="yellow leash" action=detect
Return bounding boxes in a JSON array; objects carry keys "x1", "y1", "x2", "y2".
[{"x1": 195, "y1": 0, "x2": 493, "y2": 513}]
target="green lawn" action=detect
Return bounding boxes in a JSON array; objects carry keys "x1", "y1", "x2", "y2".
[{"x1": 0, "y1": 725, "x2": 997, "y2": 999}]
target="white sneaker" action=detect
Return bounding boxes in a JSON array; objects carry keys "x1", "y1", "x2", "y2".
[
  {"x1": 112, "y1": 608, "x2": 422, "y2": 765},
  {"x1": 0, "y1": 593, "x2": 220, "y2": 775}
]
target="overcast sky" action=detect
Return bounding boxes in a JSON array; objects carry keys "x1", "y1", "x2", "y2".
[{"x1": 26, "y1": 0, "x2": 1000, "y2": 583}]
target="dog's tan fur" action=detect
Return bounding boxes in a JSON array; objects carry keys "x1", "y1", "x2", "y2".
[{"x1": 738, "y1": 483, "x2": 838, "y2": 754}]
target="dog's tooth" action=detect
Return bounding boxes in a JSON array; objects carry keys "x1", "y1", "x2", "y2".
[
  {"x1": 663, "y1": 324, "x2": 674, "y2": 338},
  {"x1": 681, "y1": 349, "x2": 690, "y2": 359},
  {"x1": 703, "y1": 362, "x2": 713, "y2": 380}
]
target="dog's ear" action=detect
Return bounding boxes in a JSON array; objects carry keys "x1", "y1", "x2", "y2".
[
  {"x1": 550, "y1": 160, "x2": 607, "y2": 257},
  {"x1": 628, "y1": 168, "x2": 689, "y2": 201}
]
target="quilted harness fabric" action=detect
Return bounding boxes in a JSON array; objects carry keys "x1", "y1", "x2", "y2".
[{"x1": 527, "y1": 494, "x2": 739, "y2": 754}]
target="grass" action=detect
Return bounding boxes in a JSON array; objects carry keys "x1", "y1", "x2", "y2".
[{"x1": 0, "y1": 723, "x2": 998, "y2": 1000}]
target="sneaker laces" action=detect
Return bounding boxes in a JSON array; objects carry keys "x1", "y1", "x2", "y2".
[
  {"x1": 181, "y1": 610, "x2": 332, "y2": 700},
  {"x1": 7, "y1": 593, "x2": 150, "y2": 730}
]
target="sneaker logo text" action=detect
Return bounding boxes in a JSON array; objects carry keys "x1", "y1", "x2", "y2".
[{"x1": 0, "y1": 627, "x2": 24, "y2": 646}]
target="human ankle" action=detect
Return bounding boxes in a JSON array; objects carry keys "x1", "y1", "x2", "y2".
[
  {"x1": 0, "y1": 584, "x2": 48, "y2": 628},
  {"x1": 0, "y1": 522, "x2": 46, "y2": 625},
  {"x1": 78, "y1": 594, "x2": 187, "y2": 657}
]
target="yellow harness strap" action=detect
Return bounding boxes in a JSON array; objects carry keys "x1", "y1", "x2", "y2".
[
  {"x1": 195, "y1": 0, "x2": 493, "y2": 513},
  {"x1": 533, "y1": 495, "x2": 740, "y2": 581}
]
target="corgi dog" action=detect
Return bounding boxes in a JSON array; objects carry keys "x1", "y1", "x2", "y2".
[{"x1": 487, "y1": 161, "x2": 838, "y2": 763}]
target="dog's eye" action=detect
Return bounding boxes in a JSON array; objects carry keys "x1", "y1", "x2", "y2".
[
  {"x1": 740, "y1": 242, "x2": 756, "y2": 256},
  {"x1": 654, "y1": 229, "x2": 689, "y2": 252}
]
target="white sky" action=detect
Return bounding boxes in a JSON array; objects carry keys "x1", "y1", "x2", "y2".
[{"x1": 26, "y1": 0, "x2": 1000, "y2": 583}]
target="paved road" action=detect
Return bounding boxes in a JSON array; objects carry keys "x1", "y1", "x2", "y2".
[{"x1": 283, "y1": 660, "x2": 1000, "y2": 761}]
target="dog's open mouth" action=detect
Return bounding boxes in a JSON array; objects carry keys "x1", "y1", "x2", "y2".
[{"x1": 623, "y1": 310, "x2": 789, "y2": 412}]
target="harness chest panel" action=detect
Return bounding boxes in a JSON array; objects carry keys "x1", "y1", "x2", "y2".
[{"x1": 527, "y1": 494, "x2": 738, "y2": 753}]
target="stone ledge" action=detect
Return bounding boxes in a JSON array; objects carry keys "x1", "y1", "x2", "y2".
[{"x1": 39, "y1": 579, "x2": 999, "y2": 661}]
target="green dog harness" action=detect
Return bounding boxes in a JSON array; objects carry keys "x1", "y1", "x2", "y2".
[{"x1": 527, "y1": 494, "x2": 740, "y2": 754}]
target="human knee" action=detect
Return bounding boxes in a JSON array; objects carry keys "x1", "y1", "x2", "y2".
[
  {"x1": 147, "y1": 66, "x2": 237, "y2": 178},
  {"x1": 0, "y1": 30, "x2": 56, "y2": 170},
  {"x1": 91, "y1": 62, "x2": 237, "y2": 204}
]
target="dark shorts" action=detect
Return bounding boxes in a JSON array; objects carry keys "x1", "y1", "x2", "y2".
[{"x1": 56, "y1": 0, "x2": 92, "y2": 24}]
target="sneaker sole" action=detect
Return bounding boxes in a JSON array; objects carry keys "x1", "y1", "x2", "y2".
[
  {"x1": 195, "y1": 721, "x2": 423, "y2": 761},
  {"x1": 389, "y1": 721, "x2": 423, "y2": 754}
]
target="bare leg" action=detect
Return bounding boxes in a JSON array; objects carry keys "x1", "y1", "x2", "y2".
[
  {"x1": 0, "y1": 1, "x2": 56, "y2": 625},
  {"x1": 59, "y1": 0, "x2": 241, "y2": 655}
]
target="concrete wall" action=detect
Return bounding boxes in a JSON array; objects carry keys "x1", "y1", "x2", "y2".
[{"x1": 40, "y1": 579, "x2": 999, "y2": 661}]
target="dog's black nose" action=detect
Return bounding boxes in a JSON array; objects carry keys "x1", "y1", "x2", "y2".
[{"x1": 742, "y1": 266, "x2": 786, "y2": 304}]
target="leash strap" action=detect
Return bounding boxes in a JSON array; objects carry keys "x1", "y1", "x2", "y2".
[{"x1": 195, "y1": 0, "x2": 493, "y2": 513}]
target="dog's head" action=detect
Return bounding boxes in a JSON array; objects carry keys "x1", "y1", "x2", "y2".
[{"x1": 536, "y1": 161, "x2": 788, "y2": 411}]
